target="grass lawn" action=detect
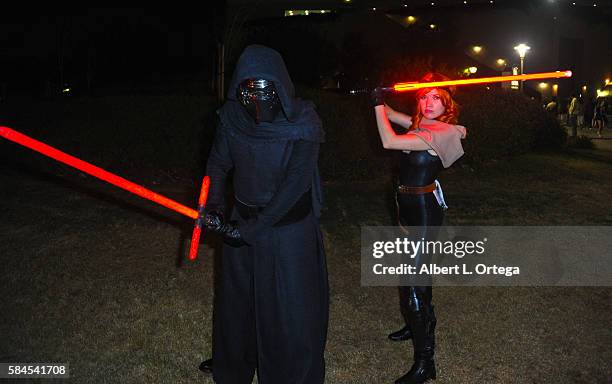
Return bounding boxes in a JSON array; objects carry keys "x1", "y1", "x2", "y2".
[{"x1": 1, "y1": 146, "x2": 611, "y2": 383}]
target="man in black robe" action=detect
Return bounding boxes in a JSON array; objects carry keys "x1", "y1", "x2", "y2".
[{"x1": 201, "y1": 45, "x2": 329, "y2": 384}]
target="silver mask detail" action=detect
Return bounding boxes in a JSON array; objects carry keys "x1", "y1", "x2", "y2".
[{"x1": 237, "y1": 79, "x2": 282, "y2": 123}]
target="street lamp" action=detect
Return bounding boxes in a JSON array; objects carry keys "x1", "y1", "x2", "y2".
[{"x1": 514, "y1": 43, "x2": 531, "y2": 91}]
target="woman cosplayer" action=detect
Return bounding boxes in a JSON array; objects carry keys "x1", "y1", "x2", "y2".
[{"x1": 371, "y1": 73, "x2": 467, "y2": 384}]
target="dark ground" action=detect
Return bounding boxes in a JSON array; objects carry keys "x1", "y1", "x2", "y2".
[{"x1": 1, "y1": 141, "x2": 611, "y2": 383}]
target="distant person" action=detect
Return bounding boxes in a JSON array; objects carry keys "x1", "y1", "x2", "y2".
[
  {"x1": 558, "y1": 98, "x2": 568, "y2": 125},
  {"x1": 583, "y1": 97, "x2": 595, "y2": 129},
  {"x1": 576, "y1": 97, "x2": 585, "y2": 128},
  {"x1": 545, "y1": 97, "x2": 558, "y2": 115},
  {"x1": 593, "y1": 99, "x2": 607, "y2": 137},
  {"x1": 568, "y1": 93, "x2": 578, "y2": 136}
]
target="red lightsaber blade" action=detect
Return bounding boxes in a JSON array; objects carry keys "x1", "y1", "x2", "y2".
[
  {"x1": 188, "y1": 177, "x2": 210, "y2": 261},
  {"x1": 389, "y1": 70, "x2": 572, "y2": 92},
  {"x1": 0, "y1": 126, "x2": 209, "y2": 261}
]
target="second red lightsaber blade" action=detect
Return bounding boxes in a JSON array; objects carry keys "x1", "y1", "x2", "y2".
[
  {"x1": 188, "y1": 176, "x2": 210, "y2": 261},
  {"x1": 390, "y1": 70, "x2": 573, "y2": 92}
]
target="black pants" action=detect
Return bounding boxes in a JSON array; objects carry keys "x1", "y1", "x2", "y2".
[
  {"x1": 396, "y1": 192, "x2": 443, "y2": 322},
  {"x1": 212, "y1": 211, "x2": 329, "y2": 384}
]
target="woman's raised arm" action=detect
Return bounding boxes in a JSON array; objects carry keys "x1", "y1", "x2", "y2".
[
  {"x1": 385, "y1": 104, "x2": 413, "y2": 129},
  {"x1": 374, "y1": 105, "x2": 431, "y2": 151}
]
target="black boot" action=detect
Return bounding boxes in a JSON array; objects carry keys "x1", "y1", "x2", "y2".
[
  {"x1": 390, "y1": 286, "x2": 414, "y2": 341},
  {"x1": 198, "y1": 358, "x2": 213, "y2": 374},
  {"x1": 388, "y1": 324, "x2": 412, "y2": 341},
  {"x1": 395, "y1": 288, "x2": 436, "y2": 384}
]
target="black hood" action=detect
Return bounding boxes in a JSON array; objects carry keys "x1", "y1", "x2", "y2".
[{"x1": 217, "y1": 45, "x2": 324, "y2": 143}]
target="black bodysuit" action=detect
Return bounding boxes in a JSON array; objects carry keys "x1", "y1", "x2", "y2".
[
  {"x1": 396, "y1": 149, "x2": 443, "y2": 314},
  {"x1": 397, "y1": 150, "x2": 444, "y2": 228}
]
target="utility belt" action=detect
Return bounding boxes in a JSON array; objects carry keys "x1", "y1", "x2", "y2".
[
  {"x1": 235, "y1": 189, "x2": 312, "y2": 226},
  {"x1": 396, "y1": 180, "x2": 448, "y2": 210},
  {"x1": 397, "y1": 182, "x2": 437, "y2": 194}
]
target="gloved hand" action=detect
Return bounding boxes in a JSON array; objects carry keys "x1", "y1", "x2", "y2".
[
  {"x1": 217, "y1": 220, "x2": 246, "y2": 247},
  {"x1": 204, "y1": 209, "x2": 224, "y2": 232},
  {"x1": 370, "y1": 87, "x2": 385, "y2": 108}
]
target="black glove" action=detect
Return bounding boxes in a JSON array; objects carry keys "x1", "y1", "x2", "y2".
[
  {"x1": 204, "y1": 209, "x2": 224, "y2": 232},
  {"x1": 217, "y1": 220, "x2": 246, "y2": 247},
  {"x1": 370, "y1": 87, "x2": 385, "y2": 107}
]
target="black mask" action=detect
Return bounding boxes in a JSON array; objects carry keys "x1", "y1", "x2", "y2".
[{"x1": 237, "y1": 79, "x2": 282, "y2": 123}]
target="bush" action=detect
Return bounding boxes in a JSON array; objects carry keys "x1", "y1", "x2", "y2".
[
  {"x1": 298, "y1": 86, "x2": 393, "y2": 181},
  {"x1": 454, "y1": 88, "x2": 566, "y2": 163}
]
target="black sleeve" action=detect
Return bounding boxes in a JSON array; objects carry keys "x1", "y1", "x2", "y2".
[
  {"x1": 240, "y1": 140, "x2": 319, "y2": 244},
  {"x1": 205, "y1": 128, "x2": 233, "y2": 213}
]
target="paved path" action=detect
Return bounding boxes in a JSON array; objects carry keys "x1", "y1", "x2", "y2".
[{"x1": 563, "y1": 123, "x2": 612, "y2": 162}]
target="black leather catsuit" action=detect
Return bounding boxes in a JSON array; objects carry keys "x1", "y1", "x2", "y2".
[{"x1": 395, "y1": 149, "x2": 442, "y2": 382}]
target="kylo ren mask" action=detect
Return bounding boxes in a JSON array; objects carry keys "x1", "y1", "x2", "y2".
[{"x1": 237, "y1": 79, "x2": 282, "y2": 123}]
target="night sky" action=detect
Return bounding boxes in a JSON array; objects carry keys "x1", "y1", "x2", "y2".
[
  {"x1": 1, "y1": 7, "x2": 223, "y2": 95},
  {"x1": 2, "y1": 2, "x2": 611, "y2": 99}
]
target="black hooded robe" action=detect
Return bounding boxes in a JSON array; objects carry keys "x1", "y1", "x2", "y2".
[{"x1": 205, "y1": 45, "x2": 329, "y2": 384}]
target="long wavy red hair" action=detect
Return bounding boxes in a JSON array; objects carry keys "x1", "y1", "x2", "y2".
[{"x1": 410, "y1": 72, "x2": 460, "y2": 131}]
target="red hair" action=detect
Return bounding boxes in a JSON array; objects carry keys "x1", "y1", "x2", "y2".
[{"x1": 410, "y1": 72, "x2": 460, "y2": 131}]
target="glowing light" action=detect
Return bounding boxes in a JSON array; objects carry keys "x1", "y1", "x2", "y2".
[
  {"x1": 496, "y1": 58, "x2": 506, "y2": 66},
  {"x1": 372, "y1": 7, "x2": 376, "y2": 10},
  {"x1": 391, "y1": 70, "x2": 573, "y2": 92},
  {"x1": 62, "y1": 88, "x2": 71, "y2": 93},
  {"x1": 539, "y1": 82, "x2": 549, "y2": 89},
  {"x1": 593, "y1": 3, "x2": 597, "y2": 7},
  {"x1": 0, "y1": 127, "x2": 199, "y2": 220},
  {"x1": 429, "y1": 24, "x2": 436, "y2": 29},
  {"x1": 468, "y1": 67, "x2": 478, "y2": 74},
  {"x1": 582, "y1": 85, "x2": 587, "y2": 92},
  {"x1": 472, "y1": 46, "x2": 482, "y2": 54},
  {"x1": 605, "y1": 78, "x2": 610, "y2": 85},
  {"x1": 514, "y1": 43, "x2": 531, "y2": 58},
  {"x1": 597, "y1": 89, "x2": 609, "y2": 97},
  {"x1": 0, "y1": 126, "x2": 216, "y2": 262},
  {"x1": 285, "y1": 9, "x2": 330, "y2": 16},
  {"x1": 406, "y1": 15, "x2": 416, "y2": 24},
  {"x1": 404, "y1": 4, "x2": 408, "y2": 7},
  {"x1": 431, "y1": 2, "x2": 435, "y2": 5},
  {"x1": 343, "y1": 0, "x2": 352, "y2": 3},
  {"x1": 464, "y1": 0, "x2": 467, "y2": 3}
]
